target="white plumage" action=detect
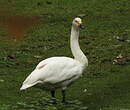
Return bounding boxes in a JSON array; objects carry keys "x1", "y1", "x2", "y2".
[{"x1": 20, "y1": 17, "x2": 88, "y2": 103}]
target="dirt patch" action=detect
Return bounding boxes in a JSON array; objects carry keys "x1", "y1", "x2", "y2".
[{"x1": 0, "y1": 16, "x2": 40, "y2": 40}]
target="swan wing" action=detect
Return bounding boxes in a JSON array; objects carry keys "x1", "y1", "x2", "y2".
[{"x1": 20, "y1": 57, "x2": 83, "y2": 90}]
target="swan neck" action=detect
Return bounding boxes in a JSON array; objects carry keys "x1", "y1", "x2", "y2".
[{"x1": 70, "y1": 26, "x2": 88, "y2": 66}]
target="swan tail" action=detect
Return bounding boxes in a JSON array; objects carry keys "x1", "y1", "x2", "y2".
[
  {"x1": 20, "y1": 84, "x2": 32, "y2": 90},
  {"x1": 20, "y1": 70, "x2": 43, "y2": 90}
]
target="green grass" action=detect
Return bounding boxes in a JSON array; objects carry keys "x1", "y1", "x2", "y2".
[{"x1": 0, "y1": 0, "x2": 130, "y2": 110}]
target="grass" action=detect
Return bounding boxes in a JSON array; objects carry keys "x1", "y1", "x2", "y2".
[{"x1": 0, "y1": 0, "x2": 130, "y2": 110}]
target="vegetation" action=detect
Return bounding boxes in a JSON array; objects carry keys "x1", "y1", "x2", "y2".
[{"x1": 0, "y1": 0, "x2": 130, "y2": 110}]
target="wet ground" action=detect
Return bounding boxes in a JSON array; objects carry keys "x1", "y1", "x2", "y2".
[{"x1": 0, "y1": 16, "x2": 40, "y2": 40}]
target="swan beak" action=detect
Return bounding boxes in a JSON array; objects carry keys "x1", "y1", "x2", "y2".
[
  {"x1": 79, "y1": 24, "x2": 85, "y2": 29},
  {"x1": 77, "y1": 21, "x2": 85, "y2": 29}
]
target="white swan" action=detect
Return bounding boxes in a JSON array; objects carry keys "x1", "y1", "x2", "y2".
[{"x1": 20, "y1": 17, "x2": 88, "y2": 103}]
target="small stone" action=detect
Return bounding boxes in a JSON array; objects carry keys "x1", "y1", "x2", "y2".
[
  {"x1": 126, "y1": 40, "x2": 130, "y2": 42},
  {"x1": 7, "y1": 55, "x2": 16, "y2": 59},
  {"x1": 116, "y1": 54, "x2": 123, "y2": 59},
  {"x1": 0, "y1": 79, "x2": 4, "y2": 82},
  {"x1": 83, "y1": 89, "x2": 87, "y2": 92},
  {"x1": 77, "y1": 14, "x2": 87, "y2": 17},
  {"x1": 34, "y1": 55, "x2": 42, "y2": 59}
]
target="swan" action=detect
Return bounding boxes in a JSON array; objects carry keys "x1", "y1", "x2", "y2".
[{"x1": 20, "y1": 17, "x2": 88, "y2": 103}]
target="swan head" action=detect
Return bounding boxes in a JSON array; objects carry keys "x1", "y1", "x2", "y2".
[{"x1": 72, "y1": 17, "x2": 84, "y2": 29}]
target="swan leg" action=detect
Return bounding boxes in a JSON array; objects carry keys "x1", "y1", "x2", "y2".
[
  {"x1": 51, "y1": 90, "x2": 56, "y2": 104},
  {"x1": 61, "y1": 89, "x2": 67, "y2": 103},
  {"x1": 51, "y1": 90, "x2": 55, "y2": 97}
]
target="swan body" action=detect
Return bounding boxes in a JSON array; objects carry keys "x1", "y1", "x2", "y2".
[
  {"x1": 21, "y1": 57, "x2": 83, "y2": 90},
  {"x1": 20, "y1": 17, "x2": 88, "y2": 103}
]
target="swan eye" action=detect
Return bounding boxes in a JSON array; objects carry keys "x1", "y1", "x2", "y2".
[
  {"x1": 75, "y1": 20, "x2": 82, "y2": 25},
  {"x1": 75, "y1": 20, "x2": 79, "y2": 23}
]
